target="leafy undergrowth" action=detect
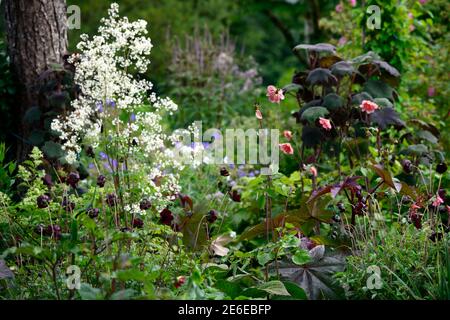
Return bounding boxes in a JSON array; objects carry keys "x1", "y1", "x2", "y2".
[{"x1": 0, "y1": 3, "x2": 449, "y2": 300}]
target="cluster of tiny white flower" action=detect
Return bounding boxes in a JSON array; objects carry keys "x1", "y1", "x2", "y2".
[{"x1": 51, "y1": 3, "x2": 182, "y2": 207}]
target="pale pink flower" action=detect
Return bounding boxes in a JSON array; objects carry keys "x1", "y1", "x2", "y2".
[
  {"x1": 360, "y1": 100, "x2": 379, "y2": 114},
  {"x1": 310, "y1": 166, "x2": 318, "y2": 177},
  {"x1": 432, "y1": 195, "x2": 444, "y2": 207},
  {"x1": 411, "y1": 203, "x2": 421, "y2": 210},
  {"x1": 409, "y1": 24, "x2": 415, "y2": 32},
  {"x1": 338, "y1": 36, "x2": 347, "y2": 46},
  {"x1": 255, "y1": 109, "x2": 263, "y2": 120},
  {"x1": 266, "y1": 85, "x2": 285, "y2": 104},
  {"x1": 319, "y1": 117, "x2": 332, "y2": 130},
  {"x1": 408, "y1": 12, "x2": 414, "y2": 19},
  {"x1": 419, "y1": 0, "x2": 427, "y2": 4},
  {"x1": 279, "y1": 143, "x2": 294, "y2": 155},
  {"x1": 335, "y1": 3, "x2": 343, "y2": 13},
  {"x1": 283, "y1": 130, "x2": 293, "y2": 140},
  {"x1": 348, "y1": 0, "x2": 357, "y2": 7},
  {"x1": 427, "y1": 86, "x2": 435, "y2": 97}
]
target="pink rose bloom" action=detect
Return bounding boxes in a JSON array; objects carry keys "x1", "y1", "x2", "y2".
[
  {"x1": 335, "y1": 3, "x2": 343, "y2": 13},
  {"x1": 409, "y1": 24, "x2": 415, "y2": 32},
  {"x1": 427, "y1": 86, "x2": 435, "y2": 97},
  {"x1": 279, "y1": 143, "x2": 294, "y2": 155},
  {"x1": 432, "y1": 195, "x2": 444, "y2": 207},
  {"x1": 310, "y1": 166, "x2": 318, "y2": 177},
  {"x1": 349, "y1": 0, "x2": 357, "y2": 7},
  {"x1": 360, "y1": 100, "x2": 379, "y2": 114},
  {"x1": 319, "y1": 117, "x2": 332, "y2": 130},
  {"x1": 266, "y1": 85, "x2": 285, "y2": 104},
  {"x1": 283, "y1": 130, "x2": 293, "y2": 140},
  {"x1": 255, "y1": 109, "x2": 263, "y2": 120}
]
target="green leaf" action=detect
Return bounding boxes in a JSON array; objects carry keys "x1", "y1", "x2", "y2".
[
  {"x1": 257, "y1": 251, "x2": 274, "y2": 266},
  {"x1": 323, "y1": 93, "x2": 344, "y2": 111},
  {"x1": 363, "y1": 79, "x2": 395, "y2": 101},
  {"x1": 331, "y1": 61, "x2": 355, "y2": 77},
  {"x1": 306, "y1": 68, "x2": 337, "y2": 86},
  {"x1": 273, "y1": 252, "x2": 346, "y2": 300},
  {"x1": 301, "y1": 107, "x2": 329, "y2": 123},
  {"x1": 78, "y1": 283, "x2": 103, "y2": 300},
  {"x1": 257, "y1": 280, "x2": 290, "y2": 296},
  {"x1": 416, "y1": 130, "x2": 438, "y2": 144},
  {"x1": 282, "y1": 83, "x2": 302, "y2": 93},
  {"x1": 293, "y1": 43, "x2": 336, "y2": 54},
  {"x1": 23, "y1": 107, "x2": 42, "y2": 124},
  {"x1": 42, "y1": 141, "x2": 65, "y2": 159},
  {"x1": 370, "y1": 107, "x2": 405, "y2": 130},
  {"x1": 110, "y1": 289, "x2": 136, "y2": 300},
  {"x1": 292, "y1": 249, "x2": 312, "y2": 265}
]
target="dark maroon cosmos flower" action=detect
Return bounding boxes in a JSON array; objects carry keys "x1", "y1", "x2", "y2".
[
  {"x1": 207, "y1": 210, "x2": 218, "y2": 223},
  {"x1": 42, "y1": 174, "x2": 53, "y2": 188},
  {"x1": 37, "y1": 194, "x2": 51, "y2": 208},
  {"x1": 106, "y1": 193, "x2": 117, "y2": 207},
  {"x1": 160, "y1": 208, "x2": 174, "y2": 226},
  {"x1": 139, "y1": 199, "x2": 152, "y2": 210},
  {"x1": 230, "y1": 190, "x2": 241, "y2": 202},
  {"x1": 132, "y1": 218, "x2": 144, "y2": 228},
  {"x1": 97, "y1": 175, "x2": 106, "y2": 188},
  {"x1": 67, "y1": 172, "x2": 80, "y2": 188},
  {"x1": 220, "y1": 167, "x2": 230, "y2": 176},
  {"x1": 87, "y1": 208, "x2": 99, "y2": 218}
]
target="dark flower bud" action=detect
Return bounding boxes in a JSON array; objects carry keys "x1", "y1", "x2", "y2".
[
  {"x1": 44, "y1": 224, "x2": 62, "y2": 239},
  {"x1": 87, "y1": 208, "x2": 99, "y2": 218},
  {"x1": 62, "y1": 197, "x2": 75, "y2": 212},
  {"x1": 139, "y1": 199, "x2": 152, "y2": 210},
  {"x1": 86, "y1": 146, "x2": 95, "y2": 158},
  {"x1": 42, "y1": 174, "x2": 53, "y2": 188},
  {"x1": 401, "y1": 159, "x2": 413, "y2": 174},
  {"x1": 160, "y1": 208, "x2": 174, "y2": 226},
  {"x1": 230, "y1": 190, "x2": 241, "y2": 202},
  {"x1": 106, "y1": 193, "x2": 117, "y2": 207},
  {"x1": 97, "y1": 175, "x2": 106, "y2": 188},
  {"x1": 207, "y1": 210, "x2": 218, "y2": 223},
  {"x1": 436, "y1": 162, "x2": 447, "y2": 174},
  {"x1": 67, "y1": 172, "x2": 80, "y2": 188},
  {"x1": 37, "y1": 194, "x2": 51, "y2": 208},
  {"x1": 132, "y1": 218, "x2": 144, "y2": 228},
  {"x1": 174, "y1": 276, "x2": 186, "y2": 289},
  {"x1": 35, "y1": 224, "x2": 45, "y2": 234},
  {"x1": 220, "y1": 167, "x2": 230, "y2": 176},
  {"x1": 409, "y1": 211, "x2": 422, "y2": 229}
]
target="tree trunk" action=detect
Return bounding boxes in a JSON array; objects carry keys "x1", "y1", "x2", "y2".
[{"x1": 4, "y1": 0, "x2": 67, "y2": 161}]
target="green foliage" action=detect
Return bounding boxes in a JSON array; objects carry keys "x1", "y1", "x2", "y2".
[{"x1": 336, "y1": 221, "x2": 450, "y2": 300}]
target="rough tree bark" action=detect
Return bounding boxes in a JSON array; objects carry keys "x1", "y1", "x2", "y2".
[{"x1": 4, "y1": 0, "x2": 67, "y2": 161}]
